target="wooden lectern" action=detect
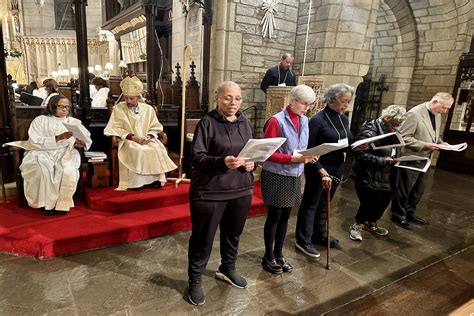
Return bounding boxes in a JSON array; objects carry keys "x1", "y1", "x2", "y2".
[{"x1": 265, "y1": 86, "x2": 293, "y2": 119}]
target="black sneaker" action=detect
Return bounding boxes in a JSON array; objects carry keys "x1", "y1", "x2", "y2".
[
  {"x1": 261, "y1": 257, "x2": 283, "y2": 274},
  {"x1": 275, "y1": 257, "x2": 293, "y2": 273},
  {"x1": 215, "y1": 267, "x2": 247, "y2": 288},
  {"x1": 313, "y1": 235, "x2": 341, "y2": 249},
  {"x1": 187, "y1": 280, "x2": 205, "y2": 306},
  {"x1": 42, "y1": 209, "x2": 56, "y2": 216}
]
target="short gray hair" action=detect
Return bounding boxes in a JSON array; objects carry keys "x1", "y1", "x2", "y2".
[
  {"x1": 215, "y1": 81, "x2": 240, "y2": 96},
  {"x1": 321, "y1": 83, "x2": 354, "y2": 105},
  {"x1": 380, "y1": 104, "x2": 407, "y2": 123},
  {"x1": 288, "y1": 84, "x2": 315, "y2": 104}
]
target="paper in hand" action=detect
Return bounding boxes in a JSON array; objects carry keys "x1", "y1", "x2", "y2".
[
  {"x1": 237, "y1": 138, "x2": 286, "y2": 162},
  {"x1": 351, "y1": 132, "x2": 405, "y2": 150},
  {"x1": 395, "y1": 156, "x2": 431, "y2": 173},
  {"x1": 438, "y1": 142, "x2": 468, "y2": 152},
  {"x1": 63, "y1": 121, "x2": 91, "y2": 141},
  {"x1": 297, "y1": 141, "x2": 348, "y2": 156}
]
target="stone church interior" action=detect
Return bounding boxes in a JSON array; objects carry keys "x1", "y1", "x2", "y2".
[{"x1": 0, "y1": 0, "x2": 473, "y2": 314}]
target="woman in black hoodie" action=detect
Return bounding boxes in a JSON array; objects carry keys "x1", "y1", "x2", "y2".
[{"x1": 187, "y1": 81, "x2": 254, "y2": 306}]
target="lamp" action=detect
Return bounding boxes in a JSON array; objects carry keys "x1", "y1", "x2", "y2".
[
  {"x1": 94, "y1": 64, "x2": 102, "y2": 76},
  {"x1": 104, "y1": 62, "x2": 113, "y2": 79},
  {"x1": 70, "y1": 67, "x2": 79, "y2": 79},
  {"x1": 87, "y1": 66, "x2": 94, "y2": 74},
  {"x1": 52, "y1": 71, "x2": 58, "y2": 79},
  {"x1": 119, "y1": 60, "x2": 127, "y2": 75}
]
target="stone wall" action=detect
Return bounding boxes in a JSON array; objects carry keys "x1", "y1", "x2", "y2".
[{"x1": 406, "y1": 0, "x2": 473, "y2": 107}]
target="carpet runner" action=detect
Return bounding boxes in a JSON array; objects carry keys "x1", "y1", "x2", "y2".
[{"x1": 0, "y1": 182, "x2": 266, "y2": 259}]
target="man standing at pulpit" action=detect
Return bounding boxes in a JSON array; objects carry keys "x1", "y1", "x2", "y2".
[
  {"x1": 260, "y1": 53, "x2": 297, "y2": 93},
  {"x1": 104, "y1": 76, "x2": 177, "y2": 191}
]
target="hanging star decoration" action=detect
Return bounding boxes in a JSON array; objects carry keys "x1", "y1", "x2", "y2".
[{"x1": 260, "y1": 0, "x2": 278, "y2": 39}]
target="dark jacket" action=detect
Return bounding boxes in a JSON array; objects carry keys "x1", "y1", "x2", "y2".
[
  {"x1": 260, "y1": 65, "x2": 297, "y2": 93},
  {"x1": 189, "y1": 109, "x2": 254, "y2": 201},
  {"x1": 351, "y1": 119, "x2": 397, "y2": 190}
]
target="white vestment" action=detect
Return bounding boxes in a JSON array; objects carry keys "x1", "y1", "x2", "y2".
[
  {"x1": 104, "y1": 102, "x2": 177, "y2": 190},
  {"x1": 6, "y1": 115, "x2": 92, "y2": 211},
  {"x1": 33, "y1": 87, "x2": 47, "y2": 100},
  {"x1": 41, "y1": 93, "x2": 59, "y2": 106},
  {"x1": 91, "y1": 87, "x2": 110, "y2": 108}
]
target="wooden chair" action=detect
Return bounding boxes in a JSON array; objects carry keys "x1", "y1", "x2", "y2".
[{"x1": 9, "y1": 103, "x2": 88, "y2": 207}]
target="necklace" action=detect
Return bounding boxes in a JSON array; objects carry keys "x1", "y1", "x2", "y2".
[
  {"x1": 325, "y1": 112, "x2": 348, "y2": 141},
  {"x1": 277, "y1": 64, "x2": 289, "y2": 85}
]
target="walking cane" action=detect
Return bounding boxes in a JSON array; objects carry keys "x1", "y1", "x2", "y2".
[{"x1": 325, "y1": 187, "x2": 331, "y2": 270}]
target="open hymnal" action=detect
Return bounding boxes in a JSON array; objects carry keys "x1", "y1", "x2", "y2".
[
  {"x1": 237, "y1": 138, "x2": 286, "y2": 162},
  {"x1": 351, "y1": 132, "x2": 405, "y2": 150},
  {"x1": 438, "y1": 142, "x2": 468, "y2": 152},
  {"x1": 297, "y1": 141, "x2": 348, "y2": 157},
  {"x1": 395, "y1": 155, "x2": 431, "y2": 173}
]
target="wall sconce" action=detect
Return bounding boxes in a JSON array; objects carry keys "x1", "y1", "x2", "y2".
[{"x1": 34, "y1": 0, "x2": 45, "y2": 8}]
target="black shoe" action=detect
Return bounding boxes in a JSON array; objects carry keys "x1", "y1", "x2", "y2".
[
  {"x1": 129, "y1": 186, "x2": 143, "y2": 191},
  {"x1": 261, "y1": 257, "x2": 283, "y2": 274},
  {"x1": 275, "y1": 257, "x2": 293, "y2": 273},
  {"x1": 53, "y1": 210, "x2": 68, "y2": 215},
  {"x1": 42, "y1": 209, "x2": 56, "y2": 216},
  {"x1": 215, "y1": 266, "x2": 247, "y2": 288},
  {"x1": 313, "y1": 236, "x2": 341, "y2": 249},
  {"x1": 407, "y1": 215, "x2": 426, "y2": 225},
  {"x1": 187, "y1": 280, "x2": 205, "y2": 306},
  {"x1": 149, "y1": 181, "x2": 163, "y2": 189},
  {"x1": 391, "y1": 217, "x2": 412, "y2": 230}
]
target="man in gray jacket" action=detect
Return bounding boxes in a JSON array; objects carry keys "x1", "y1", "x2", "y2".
[{"x1": 391, "y1": 92, "x2": 453, "y2": 230}]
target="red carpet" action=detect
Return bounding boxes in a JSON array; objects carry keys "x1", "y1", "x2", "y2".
[{"x1": 0, "y1": 182, "x2": 266, "y2": 259}]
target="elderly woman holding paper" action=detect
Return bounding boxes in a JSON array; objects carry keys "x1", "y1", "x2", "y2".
[
  {"x1": 296, "y1": 83, "x2": 355, "y2": 256},
  {"x1": 12, "y1": 95, "x2": 91, "y2": 215},
  {"x1": 186, "y1": 81, "x2": 254, "y2": 306},
  {"x1": 260, "y1": 84, "x2": 319, "y2": 274},
  {"x1": 349, "y1": 105, "x2": 406, "y2": 241}
]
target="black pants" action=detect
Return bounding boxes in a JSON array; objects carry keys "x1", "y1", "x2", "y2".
[
  {"x1": 296, "y1": 163, "x2": 343, "y2": 245},
  {"x1": 391, "y1": 168, "x2": 427, "y2": 220},
  {"x1": 354, "y1": 180, "x2": 392, "y2": 224},
  {"x1": 263, "y1": 206, "x2": 292, "y2": 260},
  {"x1": 187, "y1": 195, "x2": 252, "y2": 283}
]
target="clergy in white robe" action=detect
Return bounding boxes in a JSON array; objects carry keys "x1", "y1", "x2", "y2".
[
  {"x1": 5, "y1": 95, "x2": 92, "y2": 214},
  {"x1": 104, "y1": 76, "x2": 177, "y2": 191},
  {"x1": 91, "y1": 77, "x2": 110, "y2": 108}
]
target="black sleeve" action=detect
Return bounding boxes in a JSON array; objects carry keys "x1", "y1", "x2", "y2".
[
  {"x1": 260, "y1": 69, "x2": 273, "y2": 93},
  {"x1": 354, "y1": 124, "x2": 386, "y2": 168},
  {"x1": 191, "y1": 118, "x2": 228, "y2": 173},
  {"x1": 308, "y1": 116, "x2": 324, "y2": 170}
]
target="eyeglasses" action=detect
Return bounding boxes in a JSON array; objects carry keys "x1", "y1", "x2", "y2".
[
  {"x1": 297, "y1": 100, "x2": 315, "y2": 108},
  {"x1": 57, "y1": 105, "x2": 71, "y2": 110}
]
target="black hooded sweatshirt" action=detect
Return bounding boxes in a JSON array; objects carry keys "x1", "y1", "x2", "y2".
[{"x1": 189, "y1": 109, "x2": 254, "y2": 201}]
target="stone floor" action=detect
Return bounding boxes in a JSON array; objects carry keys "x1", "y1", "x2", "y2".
[{"x1": 0, "y1": 167, "x2": 473, "y2": 315}]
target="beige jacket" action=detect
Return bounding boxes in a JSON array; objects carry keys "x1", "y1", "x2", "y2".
[{"x1": 399, "y1": 102, "x2": 442, "y2": 158}]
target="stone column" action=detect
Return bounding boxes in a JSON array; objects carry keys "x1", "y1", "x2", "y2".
[{"x1": 295, "y1": 0, "x2": 380, "y2": 98}]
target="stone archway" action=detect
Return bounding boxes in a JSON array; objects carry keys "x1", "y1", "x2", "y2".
[{"x1": 371, "y1": 0, "x2": 417, "y2": 109}]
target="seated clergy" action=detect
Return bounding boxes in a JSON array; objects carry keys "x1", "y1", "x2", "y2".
[
  {"x1": 104, "y1": 76, "x2": 177, "y2": 191},
  {"x1": 5, "y1": 95, "x2": 92, "y2": 215}
]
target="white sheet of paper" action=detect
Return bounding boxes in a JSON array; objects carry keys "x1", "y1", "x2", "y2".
[
  {"x1": 351, "y1": 132, "x2": 405, "y2": 149},
  {"x1": 62, "y1": 122, "x2": 89, "y2": 141},
  {"x1": 438, "y1": 142, "x2": 468, "y2": 152},
  {"x1": 395, "y1": 156, "x2": 431, "y2": 173},
  {"x1": 237, "y1": 137, "x2": 286, "y2": 162},
  {"x1": 297, "y1": 141, "x2": 348, "y2": 156}
]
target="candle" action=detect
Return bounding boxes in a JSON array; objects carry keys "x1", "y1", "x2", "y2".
[
  {"x1": 11, "y1": 16, "x2": 16, "y2": 38},
  {"x1": 4, "y1": 16, "x2": 9, "y2": 39}
]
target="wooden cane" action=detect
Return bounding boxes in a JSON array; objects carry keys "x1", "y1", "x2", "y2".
[{"x1": 325, "y1": 187, "x2": 331, "y2": 270}]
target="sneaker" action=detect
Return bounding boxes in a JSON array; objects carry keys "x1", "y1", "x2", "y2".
[
  {"x1": 349, "y1": 223, "x2": 363, "y2": 241},
  {"x1": 313, "y1": 235, "x2": 341, "y2": 249},
  {"x1": 215, "y1": 267, "x2": 247, "y2": 288},
  {"x1": 295, "y1": 242, "x2": 321, "y2": 258},
  {"x1": 275, "y1": 257, "x2": 293, "y2": 273},
  {"x1": 363, "y1": 222, "x2": 389, "y2": 236},
  {"x1": 261, "y1": 257, "x2": 283, "y2": 274},
  {"x1": 187, "y1": 280, "x2": 205, "y2": 306}
]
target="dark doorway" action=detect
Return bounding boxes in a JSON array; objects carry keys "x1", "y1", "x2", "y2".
[{"x1": 350, "y1": 74, "x2": 389, "y2": 137}]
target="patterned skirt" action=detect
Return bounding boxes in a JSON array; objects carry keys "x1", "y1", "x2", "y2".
[{"x1": 261, "y1": 169, "x2": 301, "y2": 208}]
